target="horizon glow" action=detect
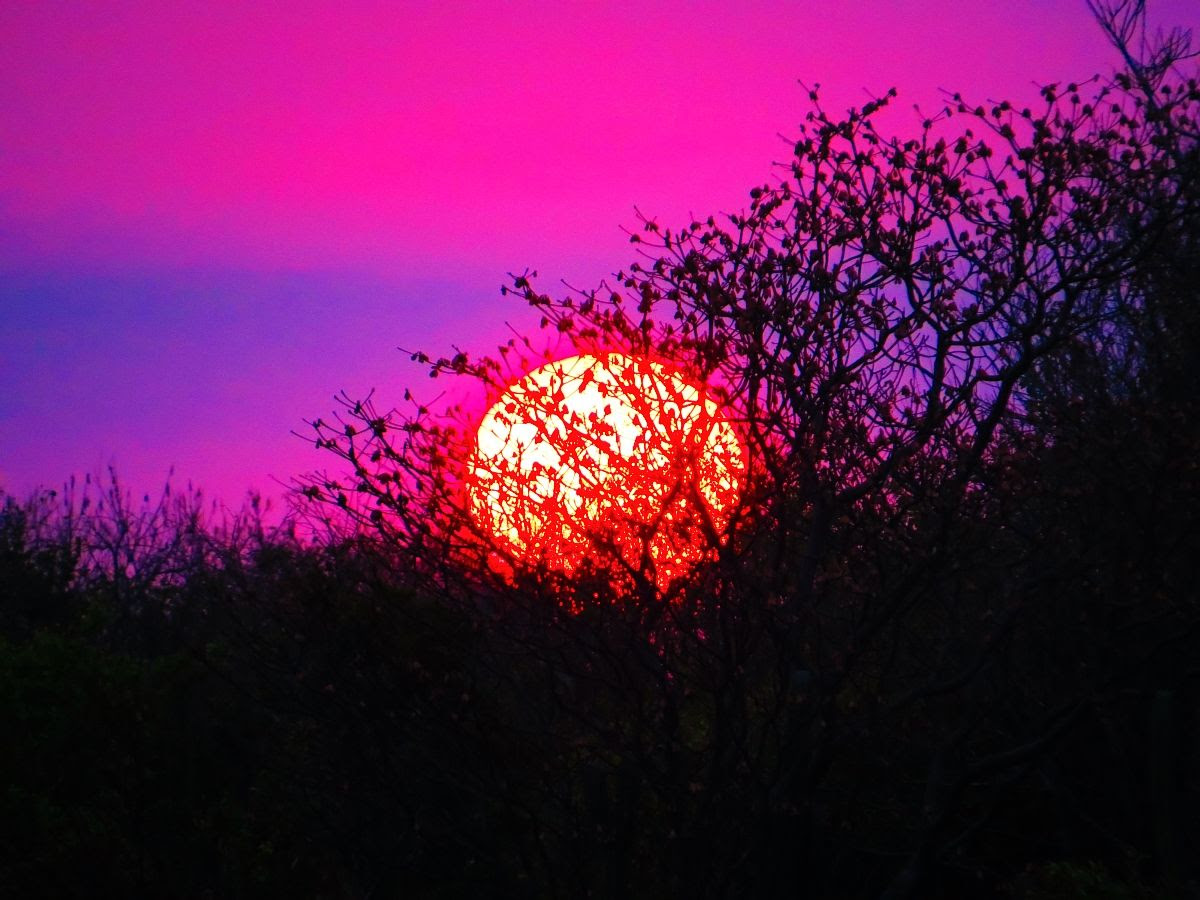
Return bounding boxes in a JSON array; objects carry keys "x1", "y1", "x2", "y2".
[{"x1": 3, "y1": 1, "x2": 1195, "y2": 506}]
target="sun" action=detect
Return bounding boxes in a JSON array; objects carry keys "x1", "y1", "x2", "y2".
[{"x1": 466, "y1": 353, "x2": 744, "y2": 589}]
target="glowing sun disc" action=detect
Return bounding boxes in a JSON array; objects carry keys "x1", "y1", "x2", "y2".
[{"x1": 467, "y1": 353, "x2": 744, "y2": 586}]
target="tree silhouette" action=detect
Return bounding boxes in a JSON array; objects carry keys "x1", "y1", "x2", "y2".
[
  {"x1": 298, "y1": 8, "x2": 1198, "y2": 893},
  {"x1": 2, "y1": 4, "x2": 1196, "y2": 898}
]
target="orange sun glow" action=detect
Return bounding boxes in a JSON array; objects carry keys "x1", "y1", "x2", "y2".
[{"x1": 466, "y1": 353, "x2": 745, "y2": 589}]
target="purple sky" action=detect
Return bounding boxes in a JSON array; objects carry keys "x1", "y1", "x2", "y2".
[{"x1": 3, "y1": 1, "x2": 1195, "y2": 508}]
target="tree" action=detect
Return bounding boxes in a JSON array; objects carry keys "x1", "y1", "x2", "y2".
[{"x1": 300, "y1": 7, "x2": 1199, "y2": 896}]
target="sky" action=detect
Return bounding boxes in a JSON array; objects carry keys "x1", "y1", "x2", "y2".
[{"x1": 3, "y1": 0, "x2": 1196, "y2": 510}]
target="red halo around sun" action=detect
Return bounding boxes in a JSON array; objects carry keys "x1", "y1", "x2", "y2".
[{"x1": 466, "y1": 353, "x2": 745, "y2": 590}]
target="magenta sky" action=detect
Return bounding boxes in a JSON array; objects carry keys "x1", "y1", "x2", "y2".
[{"x1": 3, "y1": 1, "x2": 1195, "y2": 508}]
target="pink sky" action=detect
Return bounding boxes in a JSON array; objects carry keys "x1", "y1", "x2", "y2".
[{"x1": 2, "y1": 1, "x2": 1195, "y2": 508}]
